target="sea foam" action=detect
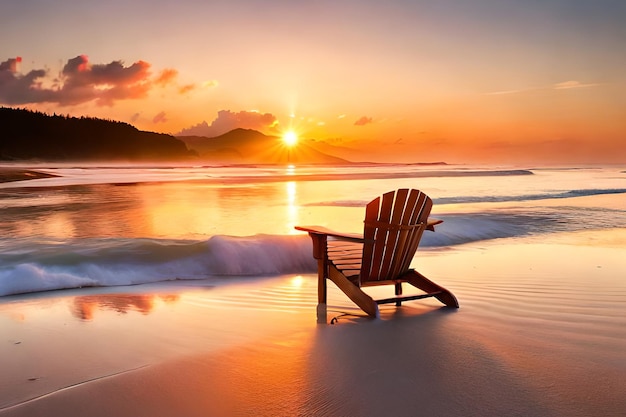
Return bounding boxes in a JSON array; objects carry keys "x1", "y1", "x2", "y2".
[
  {"x1": 0, "y1": 210, "x2": 584, "y2": 297},
  {"x1": 1, "y1": 191, "x2": 625, "y2": 297},
  {"x1": 0, "y1": 235, "x2": 317, "y2": 297}
]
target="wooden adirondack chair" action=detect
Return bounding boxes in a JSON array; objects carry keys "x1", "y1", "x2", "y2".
[{"x1": 296, "y1": 189, "x2": 458, "y2": 318}]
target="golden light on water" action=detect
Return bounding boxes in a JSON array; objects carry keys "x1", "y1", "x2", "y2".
[
  {"x1": 282, "y1": 131, "x2": 298, "y2": 147},
  {"x1": 285, "y1": 180, "x2": 298, "y2": 233},
  {"x1": 290, "y1": 275, "x2": 304, "y2": 288}
]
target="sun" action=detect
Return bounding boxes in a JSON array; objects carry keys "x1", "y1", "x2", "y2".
[{"x1": 282, "y1": 131, "x2": 298, "y2": 147}]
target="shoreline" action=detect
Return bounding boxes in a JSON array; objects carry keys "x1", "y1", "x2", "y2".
[
  {"x1": 0, "y1": 168, "x2": 58, "y2": 184},
  {"x1": 1, "y1": 232, "x2": 625, "y2": 416}
]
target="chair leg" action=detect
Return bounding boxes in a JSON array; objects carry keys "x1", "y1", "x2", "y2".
[
  {"x1": 315, "y1": 258, "x2": 329, "y2": 322},
  {"x1": 395, "y1": 282, "x2": 403, "y2": 306},
  {"x1": 317, "y1": 259, "x2": 327, "y2": 304},
  {"x1": 328, "y1": 266, "x2": 379, "y2": 318},
  {"x1": 404, "y1": 270, "x2": 459, "y2": 308},
  {"x1": 316, "y1": 303, "x2": 327, "y2": 324}
]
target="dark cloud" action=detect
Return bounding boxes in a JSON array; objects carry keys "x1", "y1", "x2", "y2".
[
  {"x1": 0, "y1": 57, "x2": 52, "y2": 104},
  {"x1": 0, "y1": 55, "x2": 182, "y2": 107},
  {"x1": 177, "y1": 110, "x2": 278, "y2": 137},
  {"x1": 354, "y1": 116, "x2": 373, "y2": 126}
]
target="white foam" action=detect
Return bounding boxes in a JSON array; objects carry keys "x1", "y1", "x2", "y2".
[
  {"x1": 0, "y1": 235, "x2": 317, "y2": 297},
  {"x1": 2, "y1": 201, "x2": 625, "y2": 297}
]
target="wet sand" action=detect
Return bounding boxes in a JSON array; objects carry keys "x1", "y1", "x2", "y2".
[{"x1": 1, "y1": 231, "x2": 625, "y2": 416}]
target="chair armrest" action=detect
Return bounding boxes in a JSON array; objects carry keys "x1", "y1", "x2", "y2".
[
  {"x1": 294, "y1": 225, "x2": 365, "y2": 243},
  {"x1": 426, "y1": 218, "x2": 443, "y2": 232},
  {"x1": 297, "y1": 218, "x2": 442, "y2": 237}
]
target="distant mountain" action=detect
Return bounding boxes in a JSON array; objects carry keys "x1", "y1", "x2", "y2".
[
  {"x1": 0, "y1": 107, "x2": 195, "y2": 161},
  {"x1": 302, "y1": 139, "x2": 375, "y2": 163},
  {"x1": 178, "y1": 128, "x2": 351, "y2": 164}
]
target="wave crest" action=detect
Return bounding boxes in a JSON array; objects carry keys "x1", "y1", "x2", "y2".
[
  {"x1": 0, "y1": 235, "x2": 317, "y2": 297},
  {"x1": 2, "y1": 204, "x2": 624, "y2": 297}
]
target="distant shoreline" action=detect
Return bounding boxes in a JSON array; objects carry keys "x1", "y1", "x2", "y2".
[
  {"x1": 0, "y1": 168, "x2": 59, "y2": 183},
  {"x1": 0, "y1": 165, "x2": 533, "y2": 188}
]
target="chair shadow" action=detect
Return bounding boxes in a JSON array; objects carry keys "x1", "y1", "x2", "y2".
[
  {"x1": 316, "y1": 300, "x2": 457, "y2": 325},
  {"x1": 300, "y1": 303, "x2": 549, "y2": 417}
]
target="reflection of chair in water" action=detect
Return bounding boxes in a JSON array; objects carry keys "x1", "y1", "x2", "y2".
[{"x1": 296, "y1": 189, "x2": 458, "y2": 318}]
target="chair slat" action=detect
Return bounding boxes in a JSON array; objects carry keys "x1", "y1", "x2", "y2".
[
  {"x1": 328, "y1": 246, "x2": 361, "y2": 253},
  {"x1": 360, "y1": 195, "x2": 380, "y2": 284},
  {"x1": 365, "y1": 191, "x2": 396, "y2": 281},
  {"x1": 378, "y1": 189, "x2": 410, "y2": 280},
  {"x1": 330, "y1": 255, "x2": 361, "y2": 261},
  {"x1": 328, "y1": 241, "x2": 362, "y2": 247},
  {"x1": 390, "y1": 190, "x2": 414, "y2": 277},
  {"x1": 328, "y1": 249, "x2": 362, "y2": 256},
  {"x1": 389, "y1": 190, "x2": 422, "y2": 278},
  {"x1": 332, "y1": 262, "x2": 362, "y2": 270},
  {"x1": 358, "y1": 189, "x2": 434, "y2": 284},
  {"x1": 399, "y1": 193, "x2": 432, "y2": 273}
]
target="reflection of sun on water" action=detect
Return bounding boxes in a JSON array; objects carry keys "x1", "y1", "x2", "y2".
[
  {"x1": 290, "y1": 275, "x2": 304, "y2": 288},
  {"x1": 286, "y1": 181, "x2": 296, "y2": 202},
  {"x1": 286, "y1": 180, "x2": 299, "y2": 233}
]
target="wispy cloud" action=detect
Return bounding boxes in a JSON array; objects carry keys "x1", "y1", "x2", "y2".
[
  {"x1": 553, "y1": 80, "x2": 599, "y2": 90},
  {"x1": 0, "y1": 55, "x2": 195, "y2": 107},
  {"x1": 484, "y1": 88, "x2": 528, "y2": 96},
  {"x1": 486, "y1": 80, "x2": 599, "y2": 96}
]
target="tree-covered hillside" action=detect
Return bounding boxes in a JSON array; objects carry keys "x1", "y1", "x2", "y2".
[{"x1": 0, "y1": 107, "x2": 195, "y2": 161}]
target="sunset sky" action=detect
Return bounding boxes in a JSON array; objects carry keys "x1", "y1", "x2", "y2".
[{"x1": 2, "y1": 0, "x2": 625, "y2": 164}]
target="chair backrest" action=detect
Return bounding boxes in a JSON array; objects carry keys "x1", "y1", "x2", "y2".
[{"x1": 359, "y1": 189, "x2": 432, "y2": 284}]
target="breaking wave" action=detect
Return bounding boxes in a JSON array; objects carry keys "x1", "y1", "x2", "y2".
[
  {"x1": 305, "y1": 188, "x2": 626, "y2": 208},
  {"x1": 2, "y1": 205, "x2": 624, "y2": 297},
  {"x1": 434, "y1": 188, "x2": 626, "y2": 205}
]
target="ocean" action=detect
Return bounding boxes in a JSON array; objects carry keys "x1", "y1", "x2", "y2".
[{"x1": 1, "y1": 164, "x2": 625, "y2": 297}]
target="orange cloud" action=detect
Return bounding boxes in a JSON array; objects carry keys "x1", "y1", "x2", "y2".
[
  {"x1": 179, "y1": 83, "x2": 196, "y2": 94},
  {"x1": 154, "y1": 68, "x2": 178, "y2": 86},
  {"x1": 177, "y1": 110, "x2": 278, "y2": 137},
  {"x1": 354, "y1": 116, "x2": 373, "y2": 126},
  {"x1": 155, "y1": 69, "x2": 208, "y2": 95},
  {"x1": 0, "y1": 55, "x2": 190, "y2": 107},
  {"x1": 58, "y1": 55, "x2": 153, "y2": 106}
]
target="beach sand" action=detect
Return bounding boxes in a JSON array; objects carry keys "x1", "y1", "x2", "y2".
[{"x1": 1, "y1": 230, "x2": 625, "y2": 417}]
